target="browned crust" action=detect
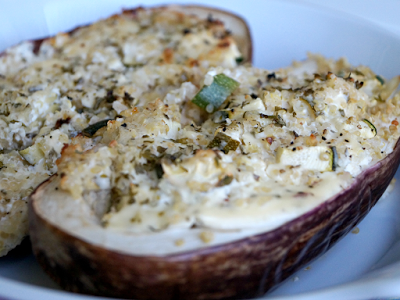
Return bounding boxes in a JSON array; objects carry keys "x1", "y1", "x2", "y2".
[
  {"x1": 162, "y1": 5, "x2": 253, "y2": 63},
  {"x1": 0, "y1": 5, "x2": 252, "y2": 63},
  {"x1": 29, "y1": 138, "x2": 400, "y2": 299}
]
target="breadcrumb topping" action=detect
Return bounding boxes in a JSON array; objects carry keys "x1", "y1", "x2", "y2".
[
  {"x1": 57, "y1": 54, "x2": 400, "y2": 234},
  {"x1": 0, "y1": 7, "x2": 243, "y2": 256}
]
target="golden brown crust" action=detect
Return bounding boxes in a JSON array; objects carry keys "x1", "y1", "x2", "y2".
[{"x1": 0, "y1": 5, "x2": 252, "y2": 63}]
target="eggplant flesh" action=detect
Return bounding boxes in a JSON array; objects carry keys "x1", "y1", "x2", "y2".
[{"x1": 29, "y1": 138, "x2": 400, "y2": 300}]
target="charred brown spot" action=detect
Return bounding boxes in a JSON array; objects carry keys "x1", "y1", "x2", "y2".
[
  {"x1": 162, "y1": 48, "x2": 174, "y2": 64},
  {"x1": 267, "y1": 73, "x2": 276, "y2": 80},
  {"x1": 294, "y1": 191, "x2": 313, "y2": 198},
  {"x1": 123, "y1": 92, "x2": 134, "y2": 102},
  {"x1": 187, "y1": 58, "x2": 199, "y2": 67},
  {"x1": 32, "y1": 38, "x2": 46, "y2": 55},
  {"x1": 250, "y1": 93, "x2": 258, "y2": 99},
  {"x1": 207, "y1": 14, "x2": 223, "y2": 25},
  {"x1": 105, "y1": 90, "x2": 116, "y2": 103},
  {"x1": 122, "y1": 7, "x2": 144, "y2": 16},
  {"x1": 217, "y1": 40, "x2": 230, "y2": 48},
  {"x1": 54, "y1": 117, "x2": 71, "y2": 129},
  {"x1": 355, "y1": 81, "x2": 364, "y2": 90}
]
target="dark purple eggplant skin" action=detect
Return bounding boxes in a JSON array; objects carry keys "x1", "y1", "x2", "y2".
[{"x1": 28, "y1": 139, "x2": 400, "y2": 300}]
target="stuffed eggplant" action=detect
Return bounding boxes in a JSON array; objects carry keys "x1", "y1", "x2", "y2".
[
  {"x1": 0, "y1": 5, "x2": 251, "y2": 256},
  {"x1": 29, "y1": 54, "x2": 400, "y2": 299}
]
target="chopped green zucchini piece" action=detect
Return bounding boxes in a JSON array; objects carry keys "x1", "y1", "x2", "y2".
[
  {"x1": 260, "y1": 114, "x2": 286, "y2": 127},
  {"x1": 337, "y1": 70, "x2": 346, "y2": 78},
  {"x1": 274, "y1": 106, "x2": 287, "y2": 112},
  {"x1": 295, "y1": 98, "x2": 316, "y2": 120},
  {"x1": 82, "y1": 119, "x2": 112, "y2": 137},
  {"x1": 192, "y1": 74, "x2": 240, "y2": 113},
  {"x1": 362, "y1": 119, "x2": 377, "y2": 137},
  {"x1": 330, "y1": 146, "x2": 338, "y2": 171},
  {"x1": 276, "y1": 146, "x2": 334, "y2": 172},
  {"x1": 274, "y1": 115, "x2": 287, "y2": 127},
  {"x1": 376, "y1": 75, "x2": 385, "y2": 85}
]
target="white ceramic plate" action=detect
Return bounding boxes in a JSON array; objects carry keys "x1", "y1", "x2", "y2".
[{"x1": 1, "y1": 1, "x2": 400, "y2": 299}]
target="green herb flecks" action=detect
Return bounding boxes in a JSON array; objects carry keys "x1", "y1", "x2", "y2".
[
  {"x1": 235, "y1": 56, "x2": 244, "y2": 64},
  {"x1": 82, "y1": 119, "x2": 112, "y2": 137},
  {"x1": 260, "y1": 114, "x2": 286, "y2": 127},
  {"x1": 330, "y1": 146, "x2": 339, "y2": 171},
  {"x1": 208, "y1": 132, "x2": 240, "y2": 153},
  {"x1": 363, "y1": 119, "x2": 377, "y2": 137},
  {"x1": 216, "y1": 174, "x2": 234, "y2": 187}
]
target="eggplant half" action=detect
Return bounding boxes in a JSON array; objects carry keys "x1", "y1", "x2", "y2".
[
  {"x1": 28, "y1": 58, "x2": 400, "y2": 298},
  {"x1": 0, "y1": 4, "x2": 252, "y2": 257},
  {"x1": 29, "y1": 139, "x2": 400, "y2": 299},
  {"x1": 0, "y1": 5, "x2": 252, "y2": 64}
]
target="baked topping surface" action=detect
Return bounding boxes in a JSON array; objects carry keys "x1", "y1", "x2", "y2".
[
  {"x1": 56, "y1": 55, "x2": 400, "y2": 237},
  {"x1": 1, "y1": 5, "x2": 400, "y2": 257},
  {"x1": 0, "y1": 6, "x2": 244, "y2": 256}
]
